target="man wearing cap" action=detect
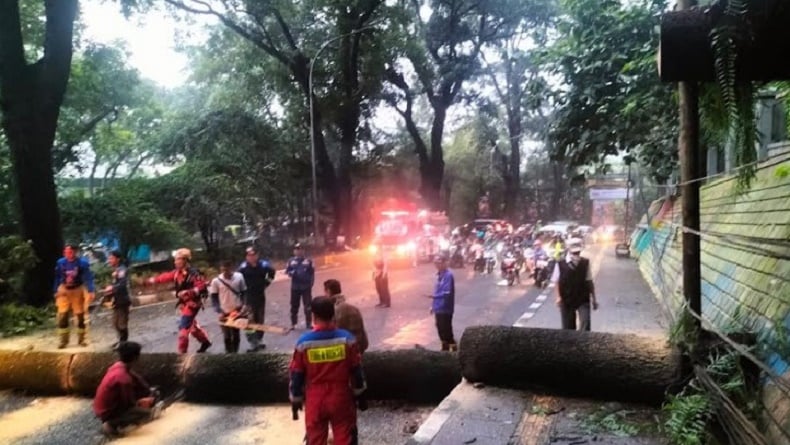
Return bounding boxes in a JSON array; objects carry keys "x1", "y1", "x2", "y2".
[
  {"x1": 53, "y1": 244, "x2": 96, "y2": 348},
  {"x1": 429, "y1": 254, "x2": 457, "y2": 352},
  {"x1": 238, "y1": 246, "x2": 276, "y2": 352},
  {"x1": 147, "y1": 248, "x2": 212, "y2": 353},
  {"x1": 551, "y1": 238, "x2": 598, "y2": 331},
  {"x1": 286, "y1": 243, "x2": 315, "y2": 330}
]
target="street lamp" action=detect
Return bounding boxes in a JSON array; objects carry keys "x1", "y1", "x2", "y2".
[{"x1": 309, "y1": 23, "x2": 379, "y2": 246}]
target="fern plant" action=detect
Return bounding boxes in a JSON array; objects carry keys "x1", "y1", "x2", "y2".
[{"x1": 707, "y1": 0, "x2": 758, "y2": 190}]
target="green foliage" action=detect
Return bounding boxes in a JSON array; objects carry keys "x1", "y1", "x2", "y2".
[
  {"x1": 59, "y1": 180, "x2": 187, "y2": 255},
  {"x1": 581, "y1": 409, "x2": 643, "y2": 437},
  {"x1": 669, "y1": 304, "x2": 700, "y2": 353},
  {"x1": 547, "y1": 0, "x2": 678, "y2": 183},
  {"x1": 0, "y1": 236, "x2": 38, "y2": 302},
  {"x1": 774, "y1": 162, "x2": 790, "y2": 179},
  {"x1": 0, "y1": 303, "x2": 52, "y2": 337},
  {"x1": 663, "y1": 392, "x2": 712, "y2": 445}
]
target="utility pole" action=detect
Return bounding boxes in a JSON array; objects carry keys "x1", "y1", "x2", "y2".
[{"x1": 677, "y1": 0, "x2": 702, "y2": 328}]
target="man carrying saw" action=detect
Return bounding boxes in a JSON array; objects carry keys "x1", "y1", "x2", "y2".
[
  {"x1": 146, "y1": 248, "x2": 212, "y2": 354},
  {"x1": 209, "y1": 260, "x2": 248, "y2": 353}
]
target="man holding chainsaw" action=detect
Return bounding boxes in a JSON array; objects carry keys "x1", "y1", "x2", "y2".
[
  {"x1": 146, "y1": 248, "x2": 212, "y2": 354},
  {"x1": 209, "y1": 260, "x2": 248, "y2": 353},
  {"x1": 238, "y1": 246, "x2": 276, "y2": 352},
  {"x1": 290, "y1": 296, "x2": 367, "y2": 445}
]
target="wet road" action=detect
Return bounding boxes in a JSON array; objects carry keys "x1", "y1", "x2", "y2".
[{"x1": 0, "y1": 251, "x2": 546, "y2": 354}]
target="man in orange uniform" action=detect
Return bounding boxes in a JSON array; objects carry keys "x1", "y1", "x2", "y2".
[
  {"x1": 289, "y1": 297, "x2": 367, "y2": 445},
  {"x1": 53, "y1": 244, "x2": 95, "y2": 348},
  {"x1": 147, "y1": 248, "x2": 211, "y2": 353}
]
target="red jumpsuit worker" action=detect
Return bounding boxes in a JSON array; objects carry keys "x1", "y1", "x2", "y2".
[
  {"x1": 147, "y1": 248, "x2": 212, "y2": 353},
  {"x1": 289, "y1": 296, "x2": 367, "y2": 445}
]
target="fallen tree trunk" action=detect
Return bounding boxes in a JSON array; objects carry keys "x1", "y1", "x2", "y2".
[
  {"x1": 459, "y1": 326, "x2": 682, "y2": 405},
  {"x1": 0, "y1": 350, "x2": 72, "y2": 394},
  {"x1": 0, "y1": 349, "x2": 459, "y2": 404}
]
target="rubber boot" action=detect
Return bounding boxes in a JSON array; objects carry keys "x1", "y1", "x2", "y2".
[
  {"x1": 77, "y1": 329, "x2": 88, "y2": 347},
  {"x1": 119, "y1": 329, "x2": 129, "y2": 342},
  {"x1": 448, "y1": 343, "x2": 458, "y2": 352},
  {"x1": 58, "y1": 330, "x2": 70, "y2": 349},
  {"x1": 440, "y1": 342, "x2": 449, "y2": 351},
  {"x1": 197, "y1": 341, "x2": 212, "y2": 353}
]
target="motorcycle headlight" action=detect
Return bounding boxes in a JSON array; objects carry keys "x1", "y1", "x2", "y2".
[
  {"x1": 368, "y1": 245, "x2": 378, "y2": 254},
  {"x1": 438, "y1": 239, "x2": 450, "y2": 250},
  {"x1": 496, "y1": 243, "x2": 504, "y2": 253}
]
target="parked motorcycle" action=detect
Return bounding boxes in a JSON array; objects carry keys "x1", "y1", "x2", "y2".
[
  {"x1": 449, "y1": 243, "x2": 465, "y2": 268},
  {"x1": 484, "y1": 249, "x2": 496, "y2": 274}
]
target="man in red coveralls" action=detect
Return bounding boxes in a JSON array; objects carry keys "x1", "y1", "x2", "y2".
[
  {"x1": 93, "y1": 341, "x2": 162, "y2": 436},
  {"x1": 146, "y1": 248, "x2": 212, "y2": 353},
  {"x1": 289, "y1": 297, "x2": 367, "y2": 445}
]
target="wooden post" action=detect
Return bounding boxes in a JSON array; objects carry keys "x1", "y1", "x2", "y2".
[{"x1": 677, "y1": 0, "x2": 702, "y2": 328}]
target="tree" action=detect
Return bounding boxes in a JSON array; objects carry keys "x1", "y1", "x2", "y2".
[
  {"x1": 59, "y1": 180, "x2": 187, "y2": 256},
  {"x1": 383, "y1": 0, "x2": 519, "y2": 209},
  {"x1": 0, "y1": 0, "x2": 79, "y2": 305},
  {"x1": 126, "y1": 0, "x2": 392, "y2": 238},
  {"x1": 548, "y1": 0, "x2": 678, "y2": 183},
  {"x1": 482, "y1": 0, "x2": 555, "y2": 220}
]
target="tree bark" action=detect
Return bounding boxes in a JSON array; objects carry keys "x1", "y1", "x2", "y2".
[
  {"x1": 504, "y1": 112, "x2": 522, "y2": 221},
  {"x1": 0, "y1": 0, "x2": 78, "y2": 306},
  {"x1": 659, "y1": 4, "x2": 790, "y2": 82},
  {"x1": 1, "y1": 349, "x2": 460, "y2": 404},
  {"x1": 459, "y1": 326, "x2": 682, "y2": 405}
]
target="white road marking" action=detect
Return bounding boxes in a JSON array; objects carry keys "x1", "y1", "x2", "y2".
[
  {"x1": 536, "y1": 295, "x2": 547, "y2": 302},
  {"x1": 529, "y1": 302, "x2": 542, "y2": 310}
]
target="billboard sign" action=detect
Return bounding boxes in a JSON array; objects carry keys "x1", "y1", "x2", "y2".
[{"x1": 589, "y1": 188, "x2": 628, "y2": 201}]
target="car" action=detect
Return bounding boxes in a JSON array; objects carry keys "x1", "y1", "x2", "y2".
[
  {"x1": 368, "y1": 234, "x2": 418, "y2": 268},
  {"x1": 592, "y1": 225, "x2": 625, "y2": 244}
]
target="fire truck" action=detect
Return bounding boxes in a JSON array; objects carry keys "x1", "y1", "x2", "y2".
[{"x1": 368, "y1": 206, "x2": 449, "y2": 267}]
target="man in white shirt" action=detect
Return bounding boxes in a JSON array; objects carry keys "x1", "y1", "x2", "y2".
[
  {"x1": 551, "y1": 239, "x2": 598, "y2": 331},
  {"x1": 209, "y1": 260, "x2": 248, "y2": 353}
]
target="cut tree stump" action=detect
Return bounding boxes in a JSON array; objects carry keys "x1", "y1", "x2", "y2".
[{"x1": 458, "y1": 326, "x2": 682, "y2": 405}]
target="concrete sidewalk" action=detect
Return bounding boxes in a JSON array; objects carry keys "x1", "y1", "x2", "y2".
[{"x1": 408, "y1": 246, "x2": 668, "y2": 445}]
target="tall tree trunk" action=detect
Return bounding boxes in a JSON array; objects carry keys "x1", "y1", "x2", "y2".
[
  {"x1": 504, "y1": 112, "x2": 522, "y2": 221},
  {"x1": 88, "y1": 154, "x2": 101, "y2": 198},
  {"x1": 551, "y1": 162, "x2": 564, "y2": 220},
  {"x1": 421, "y1": 105, "x2": 447, "y2": 210},
  {"x1": 0, "y1": 0, "x2": 78, "y2": 306}
]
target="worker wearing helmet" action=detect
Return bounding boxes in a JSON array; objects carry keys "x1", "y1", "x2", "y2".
[{"x1": 147, "y1": 248, "x2": 212, "y2": 353}]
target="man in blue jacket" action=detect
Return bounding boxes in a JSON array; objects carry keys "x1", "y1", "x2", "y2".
[
  {"x1": 286, "y1": 243, "x2": 315, "y2": 330},
  {"x1": 239, "y1": 246, "x2": 276, "y2": 351},
  {"x1": 54, "y1": 244, "x2": 96, "y2": 348},
  {"x1": 429, "y1": 254, "x2": 456, "y2": 352}
]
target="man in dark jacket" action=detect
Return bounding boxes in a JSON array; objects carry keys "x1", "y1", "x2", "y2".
[
  {"x1": 238, "y1": 246, "x2": 276, "y2": 352},
  {"x1": 429, "y1": 254, "x2": 456, "y2": 352},
  {"x1": 104, "y1": 251, "x2": 131, "y2": 349},
  {"x1": 552, "y1": 238, "x2": 598, "y2": 331},
  {"x1": 286, "y1": 243, "x2": 315, "y2": 330}
]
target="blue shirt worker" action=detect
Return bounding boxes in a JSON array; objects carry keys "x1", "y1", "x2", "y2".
[
  {"x1": 239, "y1": 246, "x2": 276, "y2": 352},
  {"x1": 54, "y1": 244, "x2": 96, "y2": 348},
  {"x1": 286, "y1": 243, "x2": 315, "y2": 330},
  {"x1": 430, "y1": 254, "x2": 456, "y2": 352}
]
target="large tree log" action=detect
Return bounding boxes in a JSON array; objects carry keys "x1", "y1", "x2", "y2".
[
  {"x1": 659, "y1": 5, "x2": 790, "y2": 82},
  {"x1": 458, "y1": 326, "x2": 682, "y2": 405},
  {"x1": 0, "y1": 349, "x2": 459, "y2": 404},
  {"x1": 0, "y1": 350, "x2": 72, "y2": 394}
]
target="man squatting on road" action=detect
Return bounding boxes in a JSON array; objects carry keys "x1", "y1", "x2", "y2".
[
  {"x1": 290, "y1": 296, "x2": 368, "y2": 445},
  {"x1": 53, "y1": 244, "x2": 96, "y2": 348},
  {"x1": 238, "y1": 246, "x2": 276, "y2": 352},
  {"x1": 552, "y1": 238, "x2": 599, "y2": 331},
  {"x1": 147, "y1": 248, "x2": 212, "y2": 353},
  {"x1": 209, "y1": 259, "x2": 248, "y2": 353},
  {"x1": 93, "y1": 341, "x2": 163, "y2": 437}
]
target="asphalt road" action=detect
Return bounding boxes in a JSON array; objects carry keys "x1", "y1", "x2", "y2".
[
  {"x1": 0, "y1": 251, "x2": 547, "y2": 354},
  {"x1": 0, "y1": 245, "x2": 665, "y2": 444}
]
